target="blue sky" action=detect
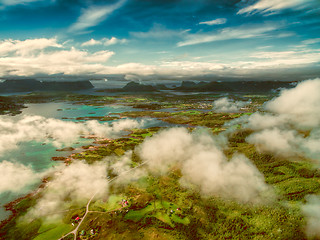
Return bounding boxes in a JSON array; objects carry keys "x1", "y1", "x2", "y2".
[{"x1": 0, "y1": 0, "x2": 320, "y2": 81}]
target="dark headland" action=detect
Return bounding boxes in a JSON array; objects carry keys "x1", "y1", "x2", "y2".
[{"x1": 0, "y1": 79, "x2": 94, "y2": 93}]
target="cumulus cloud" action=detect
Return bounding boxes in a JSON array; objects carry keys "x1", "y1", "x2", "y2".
[
  {"x1": 27, "y1": 161, "x2": 109, "y2": 219},
  {"x1": 81, "y1": 37, "x2": 127, "y2": 47},
  {"x1": 246, "y1": 128, "x2": 302, "y2": 157},
  {"x1": 0, "y1": 37, "x2": 319, "y2": 79},
  {"x1": 245, "y1": 112, "x2": 288, "y2": 130},
  {"x1": 0, "y1": 161, "x2": 43, "y2": 193},
  {"x1": 81, "y1": 38, "x2": 102, "y2": 47},
  {"x1": 229, "y1": 78, "x2": 320, "y2": 161},
  {"x1": 104, "y1": 37, "x2": 127, "y2": 46},
  {"x1": 265, "y1": 78, "x2": 320, "y2": 129},
  {"x1": 69, "y1": 0, "x2": 126, "y2": 32},
  {"x1": 0, "y1": 38, "x2": 62, "y2": 56},
  {"x1": 199, "y1": 18, "x2": 227, "y2": 26},
  {"x1": 138, "y1": 128, "x2": 272, "y2": 203},
  {"x1": 213, "y1": 97, "x2": 250, "y2": 113},
  {"x1": 302, "y1": 195, "x2": 320, "y2": 238},
  {"x1": 85, "y1": 118, "x2": 144, "y2": 138},
  {"x1": 0, "y1": 115, "x2": 146, "y2": 155},
  {"x1": 0, "y1": 38, "x2": 115, "y2": 76},
  {"x1": 247, "y1": 126, "x2": 320, "y2": 161},
  {"x1": 0, "y1": 115, "x2": 80, "y2": 153}
]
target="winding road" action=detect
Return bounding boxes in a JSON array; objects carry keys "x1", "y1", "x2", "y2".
[{"x1": 59, "y1": 161, "x2": 148, "y2": 240}]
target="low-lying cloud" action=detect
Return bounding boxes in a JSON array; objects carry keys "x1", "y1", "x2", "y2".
[
  {"x1": 264, "y1": 78, "x2": 320, "y2": 129},
  {"x1": 138, "y1": 127, "x2": 272, "y2": 203},
  {"x1": 0, "y1": 161, "x2": 43, "y2": 193},
  {"x1": 302, "y1": 195, "x2": 320, "y2": 238},
  {"x1": 0, "y1": 115, "x2": 145, "y2": 155},
  {"x1": 227, "y1": 78, "x2": 320, "y2": 161},
  {"x1": 213, "y1": 97, "x2": 250, "y2": 113},
  {"x1": 108, "y1": 151, "x2": 147, "y2": 186},
  {"x1": 27, "y1": 161, "x2": 109, "y2": 219}
]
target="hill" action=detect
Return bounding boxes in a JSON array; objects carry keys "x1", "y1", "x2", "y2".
[
  {"x1": 174, "y1": 81, "x2": 296, "y2": 92},
  {"x1": 0, "y1": 79, "x2": 94, "y2": 93}
]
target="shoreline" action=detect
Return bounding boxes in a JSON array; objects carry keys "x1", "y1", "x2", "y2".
[{"x1": 0, "y1": 135, "x2": 111, "y2": 230}]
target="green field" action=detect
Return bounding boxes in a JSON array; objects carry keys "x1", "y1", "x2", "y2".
[{"x1": 1, "y1": 92, "x2": 319, "y2": 239}]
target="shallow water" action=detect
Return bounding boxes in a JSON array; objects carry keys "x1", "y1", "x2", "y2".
[
  {"x1": 0, "y1": 102, "x2": 135, "y2": 221},
  {"x1": 0, "y1": 101, "x2": 173, "y2": 221},
  {"x1": 21, "y1": 102, "x2": 134, "y2": 120},
  {"x1": 0, "y1": 137, "x2": 94, "y2": 221}
]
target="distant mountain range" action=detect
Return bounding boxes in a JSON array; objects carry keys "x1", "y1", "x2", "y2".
[
  {"x1": 174, "y1": 81, "x2": 296, "y2": 92},
  {"x1": 0, "y1": 79, "x2": 297, "y2": 94},
  {"x1": 118, "y1": 80, "x2": 296, "y2": 93},
  {"x1": 0, "y1": 79, "x2": 94, "y2": 93}
]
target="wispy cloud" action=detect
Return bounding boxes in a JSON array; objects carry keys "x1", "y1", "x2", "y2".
[
  {"x1": 69, "y1": 0, "x2": 126, "y2": 33},
  {"x1": 199, "y1": 18, "x2": 227, "y2": 26},
  {"x1": 238, "y1": 0, "x2": 315, "y2": 16},
  {"x1": 249, "y1": 49, "x2": 320, "y2": 66},
  {"x1": 131, "y1": 23, "x2": 189, "y2": 39},
  {"x1": 302, "y1": 38, "x2": 320, "y2": 45},
  {"x1": 0, "y1": 0, "x2": 44, "y2": 7},
  {"x1": 177, "y1": 23, "x2": 280, "y2": 47}
]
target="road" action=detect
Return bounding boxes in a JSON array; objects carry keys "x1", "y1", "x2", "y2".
[{"x1": 59, "y1": 161, "x2": 148, "y2": 240}]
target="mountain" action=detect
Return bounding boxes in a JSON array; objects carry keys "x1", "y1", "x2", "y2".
[
  {"x1": 154, "y1": 84, "x2": 169, "y2": 90},
  {"x1": 174, "y1": 81, "x2": 296, "y2": 92},
  {"x1": 0, "y1": 79, "x2": 94, "y2": 93},
  {"x1": 122, "y1": 81, "x2": 157, "y2": 92}
]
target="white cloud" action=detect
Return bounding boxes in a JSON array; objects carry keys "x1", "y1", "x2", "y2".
[
  {"x1": 27, "y1": 161, "x2": 109, "y2": 219},
  {"x1": 199, "y1": 18, "x2": 227, "y2": 26},
  {"x1": 302, "y1": 38, "x2": 320, "y2": 45},
  {"x1": 236, "y1": 78, "x2": 320, "y2": 161},
  {"x1": 0, "y1": 38, "x2": 61, "y2": 56},
  {"x1": 131, "y1": 23, "x2": 189, "y2": 39},
  {"x1": 0, "y1": 114, "x2": 146, "y2": 155},
  {"x1": 246, "y1": 128, "x2": 302, "y2": 157},
  {"x1": 245, "y1": 112, "x2": 288, "y2": 130},
  {"x1": 247, "y1": 49, "x2": 320, "y2": 68},
  {"x1": 104, "y1": 37, "x2": 127, "y2": 46},
  {"x1": 0, "y1": 38, "x2": 319, "y2": 79},
  {"x1": 81, "y1": 37, "x2": 127, "y2": 47},
  {"x1": 0, "y1": 161, "x2": 42, "y2": 193},
  {"x1": 302, "y1": 195, "x2": 320, "y2": 238},
  {"x1": 108, "y1": 151, "x2": 147, "y2": 186},
  {"x1": 138, "y1": 128, "x2": 272, "y2": 203},
  {"x1": 69, "y1": 0, "x2": 126, "y2": 32},
  {"x1": 213, "y1": 97, "x2": 250, "y2": 113},
  {"x1": 81, "y1": 38, "x2": 102, "y2": 47},
  {"x1": 265, "y1": 78, "x2": 320, "y2": 129},
  {"x1": 177, "y1": 23, "x2": 279, "y2": 47},
  {"x1": 0, "y1": 0, "x2": 44, "y2": 7},
  {"x1": 0, "y1": 38, "x2": 114, "y2": 76},
  {"x1": 238, "y1": 0, "x2": 314, "y2": 15}
]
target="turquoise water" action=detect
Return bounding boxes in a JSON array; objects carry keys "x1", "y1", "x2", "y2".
[
  {"x1": 21, "y1": 102, "x2": 133, "y2": 120},
  {"x1": 0, "y1": 101, "x2": 174, "y2": 221},
  {"x1": 0, "y1": 102, "x2": 135, "y2": 221},
  {"x1": 0, "y1": 138, "x2": 93, "y2": 221}
]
